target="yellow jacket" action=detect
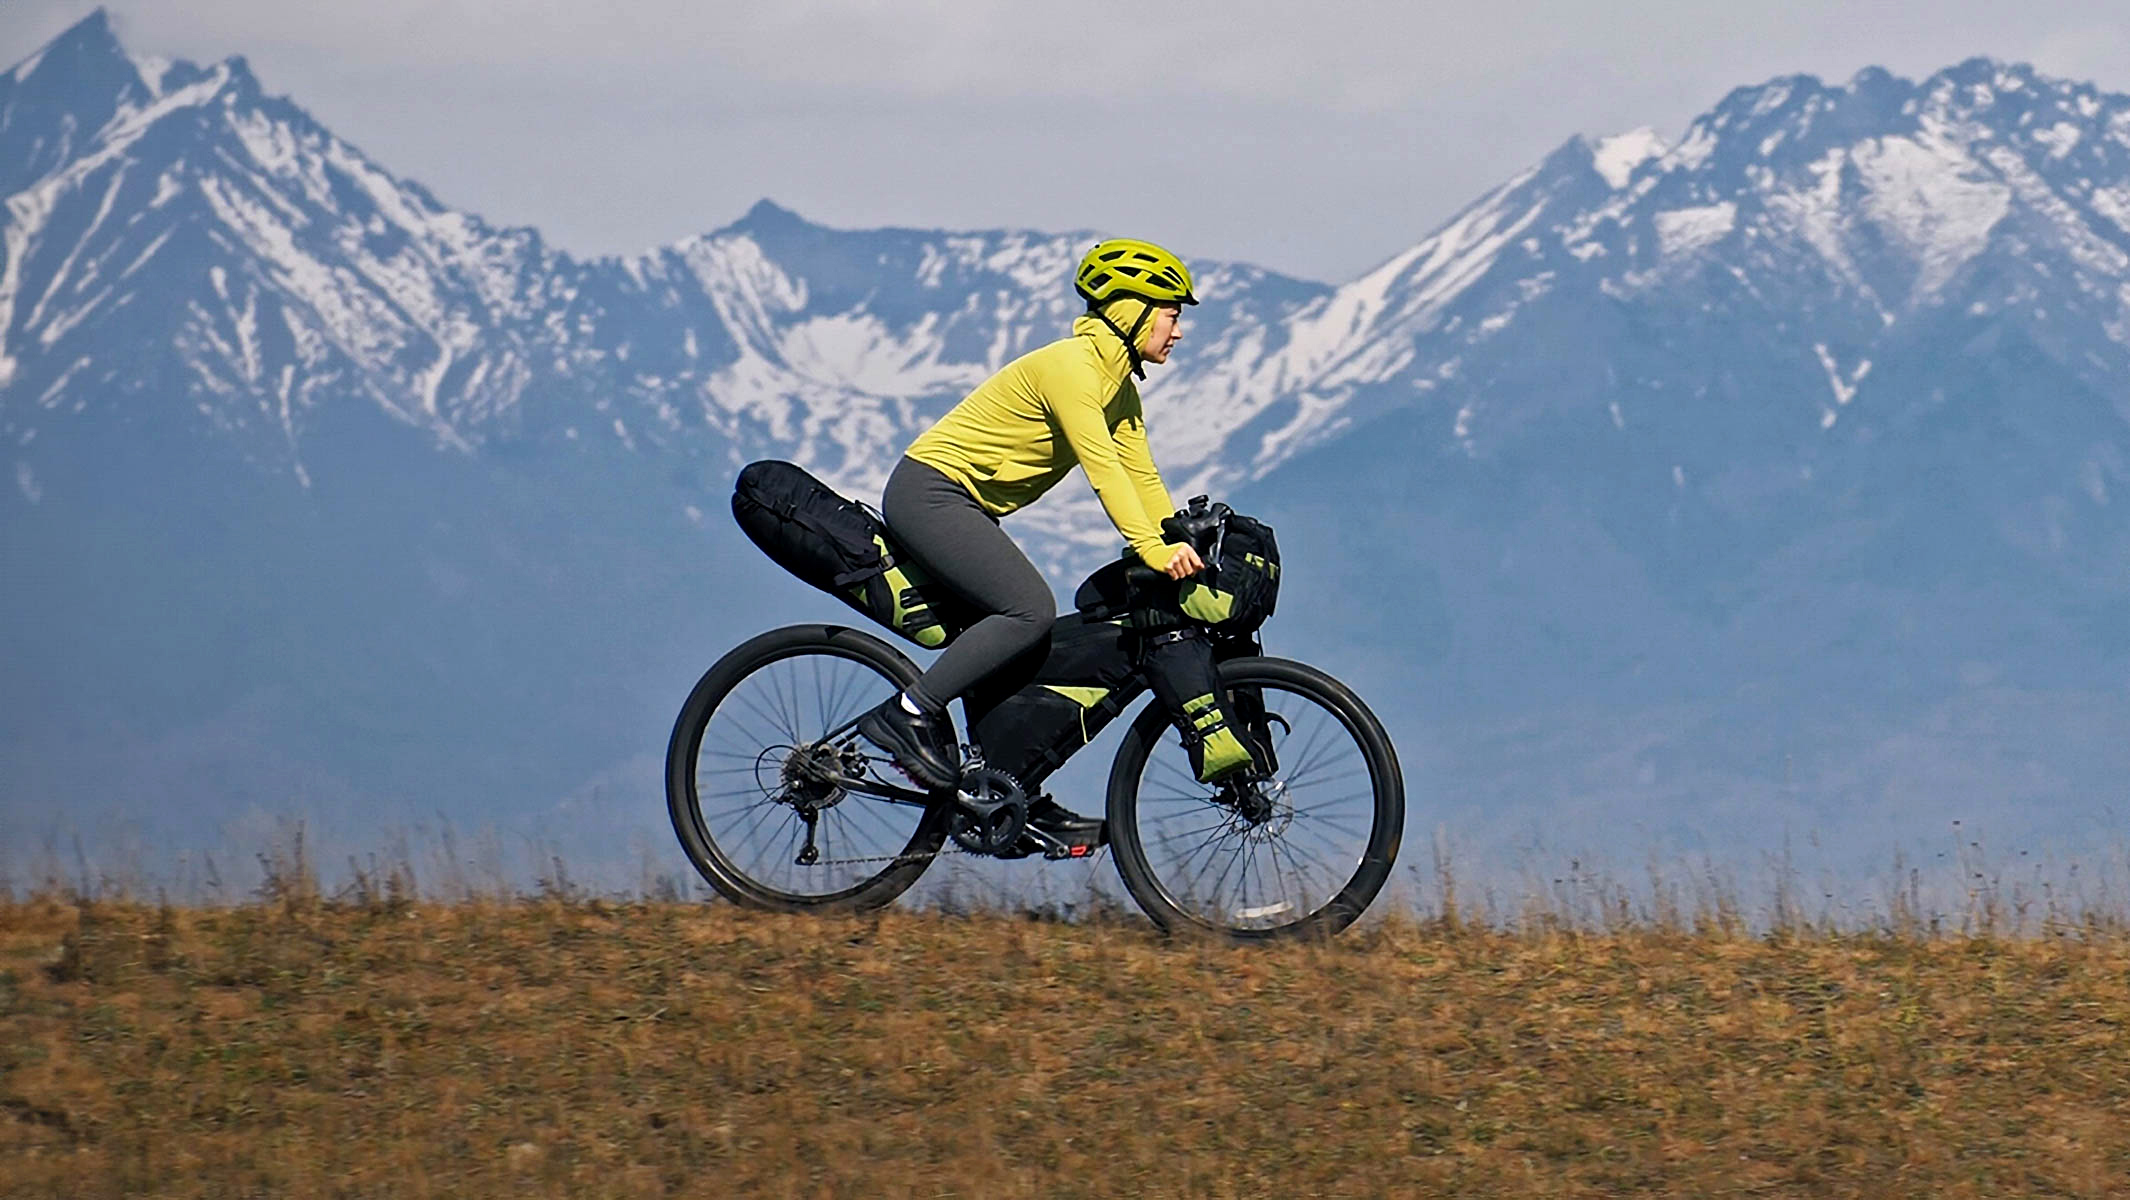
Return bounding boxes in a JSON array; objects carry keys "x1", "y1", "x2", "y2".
[{"x1": 906, "y1": 305, "x2": 1178, "y2": 569}]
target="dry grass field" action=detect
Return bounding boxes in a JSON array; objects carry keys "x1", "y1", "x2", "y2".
[{"x1": 5, "y1": 878, "x2": 2130, "y2": 1198}]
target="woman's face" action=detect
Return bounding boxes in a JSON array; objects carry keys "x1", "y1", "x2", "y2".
[{"x1": 1140, "y1": 303, "x2": 1184, "y2": 364}]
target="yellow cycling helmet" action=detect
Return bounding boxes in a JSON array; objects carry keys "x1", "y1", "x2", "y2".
[{"x1": 1074, "y1": 238, "x2": 1199, "y2": 307}]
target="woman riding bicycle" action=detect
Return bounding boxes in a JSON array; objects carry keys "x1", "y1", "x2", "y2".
[{"x1": 856, "y1": 238, "x2": 1208, "y2": 842}]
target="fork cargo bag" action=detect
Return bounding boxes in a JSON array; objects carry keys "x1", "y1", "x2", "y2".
[
  {"x1": 1142, "y1": 628, "x2": 1264, "y2": 784},
  {"x1": 731, "y1": 460, "x2": 966, "y2": 649}
]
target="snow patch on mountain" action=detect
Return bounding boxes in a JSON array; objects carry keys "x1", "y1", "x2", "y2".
[
  {"x1": 1853, "y1": 129, "x2": 2011, "y2": 300},
  {"x1": 1655, "y1": 202, "x2": 1738, "y2": 257},
  {"x1": 1593, "y1": 127, "x2": 1667, "y2": 188}
]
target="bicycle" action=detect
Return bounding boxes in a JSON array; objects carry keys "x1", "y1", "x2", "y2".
[{"x1": 666, "y1": 500, "x2": 1404, "y2": 940}]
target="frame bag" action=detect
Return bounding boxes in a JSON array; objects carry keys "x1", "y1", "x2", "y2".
[
  {"x1": 731, "y1": 460, "x2": 965, "y2": 649},
  {"x1": 966, "y1": 614, "x2": 1144, "y2": 788}
]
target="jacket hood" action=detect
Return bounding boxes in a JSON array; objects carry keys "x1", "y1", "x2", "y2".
[
  {"x1": 1074, "y1": 295, "x2": 1164, "y2": 375},
  {"x1": 1072, "y1": 299, "x2": 1153, "y2": 377}
]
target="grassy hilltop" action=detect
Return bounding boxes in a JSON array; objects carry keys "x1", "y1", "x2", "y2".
[{"x1": 5, "y1": 893, "x2": 2130, "y2": 1198}]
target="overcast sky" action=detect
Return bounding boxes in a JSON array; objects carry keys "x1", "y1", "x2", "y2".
[{"x1": 7, "y1": 2, "x2": 2130, "y2": 281}]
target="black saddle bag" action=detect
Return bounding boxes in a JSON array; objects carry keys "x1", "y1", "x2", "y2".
[{"x1": 731, "y1": 460, "x2": 968, "y2": 649}]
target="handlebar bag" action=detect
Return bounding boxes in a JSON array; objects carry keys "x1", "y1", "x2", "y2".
[
  {"x1": 1074, "y1": 514, "x2": 1282, "y2": 637},
  {"x1": 731, "y1": 460, "x2": 967, "y2": 649},
  {"x1": 1176, "y1": 514, "x2": 1280, "y2": 635}
]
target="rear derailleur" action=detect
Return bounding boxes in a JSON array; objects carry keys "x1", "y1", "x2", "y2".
[{"x1": 774, "y1": 738, "x2": 871, "y2": 866}]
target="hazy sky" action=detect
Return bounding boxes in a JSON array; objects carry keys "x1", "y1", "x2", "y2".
[{"x1": 7, "y1": 2, "x2": 2130, "y2": 281}]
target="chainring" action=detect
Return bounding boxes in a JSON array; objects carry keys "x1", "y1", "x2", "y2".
[{"x1": 948, "y1": 765, "x2": 1029, "y2": 856}]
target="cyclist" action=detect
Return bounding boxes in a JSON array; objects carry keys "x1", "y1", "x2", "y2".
[{"x1": 857, "y1": 238, "x2": 1208, "y2": 844}]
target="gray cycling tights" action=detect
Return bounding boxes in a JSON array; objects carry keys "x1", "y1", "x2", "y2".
[{"x1": 881, "y1": 457, "x2": 1055, "y2": 713}]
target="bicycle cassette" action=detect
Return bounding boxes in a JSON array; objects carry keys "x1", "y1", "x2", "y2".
[{"x1": 948, "y1": 765, "x2": 1028, "y2": 856}]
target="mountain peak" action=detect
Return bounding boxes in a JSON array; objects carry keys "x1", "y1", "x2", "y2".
[
  {"x1": 0, "y1": 7, "x2": 163, "y2": 193},
  {"x1": 216, "y1": 53, "x2": 263, "y2": 97},
  {"x1": 734, "y1": 198, "x2": 809, "y2": 230},
  {"x1": 1923, "y1": 56, "x2": 2058, "y2": 99},
  {"x1": 696, "y1": 199, "x2": 815, "y2": 243},
  {"x1": 46, "y1": 8, "x2": 120, "y2": 57},
  {"x1": 7, "y1": 8, "x2": 133, "y2": 85}
]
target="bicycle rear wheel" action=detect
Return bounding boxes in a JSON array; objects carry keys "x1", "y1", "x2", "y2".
[
  {"x1": 666, "y1": 624, "x2": 950, "y2": 912},
  {"x1": 1106, "y1": 656, "x2": 1403, "y2": 939}
]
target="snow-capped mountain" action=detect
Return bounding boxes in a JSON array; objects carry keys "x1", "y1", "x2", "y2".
[
  {"x1": 0, "y1": 12, "x2": 1328, "y2": 563},
  {"x1": 1233, "y1": 56, "x2": 2130, "y2": 854},
  {"x1": 1250, "y1": 55, "x2": 2130, "y2": 589},
  {"x1": 1216, "y1": 57, "x2": 2130, "y2": 477},
  {"x1": 10, "y1": 11, "x2": 2130, "y2": 876},
  {"x1": 17, "y1": 14, "x2": 2126, "y2": 575}
]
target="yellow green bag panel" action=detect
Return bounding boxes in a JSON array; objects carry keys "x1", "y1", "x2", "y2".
[
  {"x1": 1194, "y1": 725, "x2": 1259, "y2": 782},
  {"x1": 872, "y1": 536, "x2": 952, "y2": 648},
  {"x1": 1144, "y1": 632, "x2": 1266, "y2": 784},
  {"x1": 1178, "y1": 582, "x2": 1236, "y2": 624}
]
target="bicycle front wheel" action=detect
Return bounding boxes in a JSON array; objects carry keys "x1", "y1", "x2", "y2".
[
  {"x1": 1107, "y1": 656, "x2": 1403, "y2": 939},
  {"x1": 666, "y1": 624, "x2": 950, "y2": 913}
]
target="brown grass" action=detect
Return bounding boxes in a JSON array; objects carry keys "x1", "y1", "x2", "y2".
[{"x1": 5, "y1": 888, "x2": 2130, "y2": 1198}]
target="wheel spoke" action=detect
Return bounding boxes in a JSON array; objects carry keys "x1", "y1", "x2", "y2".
[
  {"x1": 1150, "y1": 816, "x2": 1241, "y2": 841},
  {"x1": 824, "y1": 662, "x2": 872, "y2": 733},
  {"x1": 1118, "y1": 672, "x2": 1395, "y2": 938},
  {"x1": 1281, "y1": 714, "x2": 1342, "y2": 787},
  {"x1": 1279, "y1": 767, "x2": 1369, "y2": 793},
  {"x1": 728, "y1": 690, "x2": 793, "y2": 748},
  {"x1": 676, "y1": 639, "x2": 938, "y2": 905},
  {"x1": 1289, "y1": 793, "x2": 1375, "y2": 817}
]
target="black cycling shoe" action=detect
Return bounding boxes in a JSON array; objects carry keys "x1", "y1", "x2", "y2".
[
  {"x1": 857, "y1": 698, "x2": 961, "y2": 790},
  {"x1": 1025, "y1": 795, "x2": 1107, "y2": 852}
]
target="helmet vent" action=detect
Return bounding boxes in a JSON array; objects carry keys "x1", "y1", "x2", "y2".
[{"x1": 1074, "y1": 237, "x2": 1198, "y2": 307}]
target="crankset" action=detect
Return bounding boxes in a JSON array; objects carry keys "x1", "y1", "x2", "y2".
[{"x1": 948, "y1": 764, "x2": 1029, "y2": 856}]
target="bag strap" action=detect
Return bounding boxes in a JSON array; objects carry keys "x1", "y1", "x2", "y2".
[{"x1": 765, "y1": 501, "x2": 892, "y2": 587}]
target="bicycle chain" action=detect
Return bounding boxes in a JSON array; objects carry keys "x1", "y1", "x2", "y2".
[
  {"x1": 803, "y1": 845, "x2": 973, "y2": 868},
  {"x1": 780, "y1": 748, "x2": 975, "y2": 869},
  {"x1": 780, "y1": 747, "x2": 1086, "y2": 867}
]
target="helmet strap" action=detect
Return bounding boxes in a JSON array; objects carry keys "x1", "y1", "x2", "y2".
[{"x1": 1090, "y1": 302, "x2": 1152, "y2": 380}]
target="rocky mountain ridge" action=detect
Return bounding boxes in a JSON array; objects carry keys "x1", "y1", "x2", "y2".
[{"x1": 9, "y1": 12, "x2": 2130, "y2": 875}]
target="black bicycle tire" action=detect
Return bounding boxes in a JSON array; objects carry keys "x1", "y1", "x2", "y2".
[
  {"x1": 1105, "y1": 655, "x2": 1404, "y2": 940},
  {"x1": 666, "y1": 623, "x2": 951, "y2": 913}
]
